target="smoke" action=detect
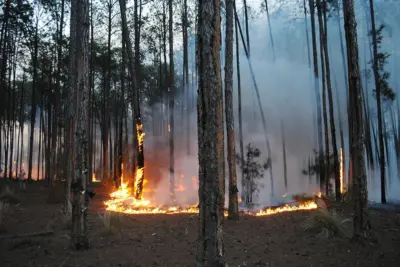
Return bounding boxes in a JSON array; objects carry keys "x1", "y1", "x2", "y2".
[
  {"x1": 147, "y1": 0, "x2": 400, "y2": 206},
  {"x1": 3, "y1": 0, "x2": 399, "y2": 206}
]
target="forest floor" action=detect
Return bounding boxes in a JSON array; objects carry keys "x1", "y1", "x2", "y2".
[{"x1": 0, "y1": 181, "x2": 400, "y2": 267}]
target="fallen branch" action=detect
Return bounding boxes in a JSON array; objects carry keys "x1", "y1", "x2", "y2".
[{"x1": 0, "y1": 230, "x2": 54, "y2": 240}]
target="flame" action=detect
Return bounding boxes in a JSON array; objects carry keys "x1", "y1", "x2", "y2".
[
  {"x1": 168, "y1": 124, "x2": 171, "y2": 132},
  {"x1": 105, "y1": 172, "x2": 319, "y2": 215},
  {"x1": 340, "y1": 147, "x2": 344, "y2": 194},
  {"x1": 137, "y1": 123, "x2": 145, "y2": 151},
  {"x1": 104, "y1": 159, "x2": 319, "y2": 216},
  {"x1": 92, "y1": 173, "x2": 101, "y2": 183},
  {"x1": 255, "y1": 201, "x2": 318, "y2": 216}
]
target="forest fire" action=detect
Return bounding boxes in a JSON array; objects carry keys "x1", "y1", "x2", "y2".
[
  {"x1": 340, "y1": 147, "x2": 344, "y2": 194},
  {"x1": 104, "y1": 165, "x2": 319, "y2": 215},
  {"x1": 104, "y1": 164, "x2": 199, "y2": 214}
]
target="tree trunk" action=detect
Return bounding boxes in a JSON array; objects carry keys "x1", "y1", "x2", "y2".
[
  {"x1": 317, "y1": 5, "x2": 330, "y2": 195},
  {"x1": 343, "y1": 0, "x2": 371, "y2": 240},
  {"x1": 71, "y1": 0, "x2": 90, "y2": 250},
  {"x1": 368, "y1": 0, "x2": 386, "y2": 204},
  {"x1": 308, "y1": 0, "x2": 324, "y2": 191},
  {"x1": 64, "y1": 0, "x2": 78, "y2": 215},
  {"x1": 320, "y1": 0, "x2": 340, "y2": 200},
  {"x1": 263, "y1": 0, "x2": 276, "y2": 61},
  {"x1": 118, "y1": 0, "x2": 145, "y2": 200},
  {"x1": 27, "y1": 19, "x2": 39, "y2": 180},
  {"x1": 225, "y1": 0, "x2": 239, "y2": 220},
  {"x1": 168, "y1": 0, "x2": 175, "y2": 203},
  {"x1": 196, "y1": 0, "x2": 225, "y2": 265},
  {"x1": 234, "y1": 3, "x2": 245, "y2": 204},
  {"x1": 183, "y1": 0, "x2": 190, "y2": 156}
]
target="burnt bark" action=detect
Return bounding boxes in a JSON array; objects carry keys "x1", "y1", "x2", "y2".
[{"x1": 118, "y1": 0, "x2": 145, "y2": 200}]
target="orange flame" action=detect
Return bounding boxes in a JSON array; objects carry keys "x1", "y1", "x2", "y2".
[
  {"x1": 340, "y1": 147, "x2": 344, "y2": 194},
  {"x1": 137, "y1": 123, "x2": 145, "y2": 151},
  {"x1": 105, "y1": 171, "x2": 319, "y2": 216},
  {"x1": 255, "y1": 201, "x2": 318, "y2": 216},
  {"x1": 92, "y1": 173, "x2": 101, "y2": 183}
]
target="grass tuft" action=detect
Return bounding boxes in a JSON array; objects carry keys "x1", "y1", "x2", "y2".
[{"x1": 304, "y1": 207, "x2": 352, "y2": 239}]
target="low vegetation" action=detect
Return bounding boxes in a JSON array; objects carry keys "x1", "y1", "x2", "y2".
[{"x1": 304, "y1": 207, "x2": 352, "y2": 239}]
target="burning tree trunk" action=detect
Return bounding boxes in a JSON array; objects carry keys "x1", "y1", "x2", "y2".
[
  {"x1": 342, "y1": 0, "x2": 371, "y2": 240},
  {"x1": 225, "y1": 0, "x2": 239, "y2": 221},
  {"x1": 281, "y1": 120, "x2": 288, "y2": 191},
  {"x1": 70, "y1": 0, "x2": 90, "y2": 250},
  {"x1": 196, "y1": 0, "x2": 225, "y2": 265},
  {"x1": 118, "y1": 0, "x2": 145, "y2": 200},
  {"x1": 168, "y1": 0, "x2": 175, "y2": 203}
]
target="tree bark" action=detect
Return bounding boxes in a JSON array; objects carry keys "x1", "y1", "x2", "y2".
[
  {"x1": 343, "y1": 0, "x2": 371, "y2": 240},
  {"x1": 27, "y1": 17, "x2": 39, "y2": 181},
  {"x1": 320, "y1": 0, "x2": 340, "y2": 200},
  {"x1": 70, "y1": 0, "x2": 90, "y2": 250},
  {"x1": 168, "y1": 0, "x2": 175, "y2": 203},
  {"x1": 368, "y1": 0, "x2": 386, "y2": 204},
  {"x1": 118, "y1": 0, "x2": 145, "y2": 200},
  {"x1": 317, "y1": 4, "x2": 330, "y2": 195},
  {"x1": 196, "y1": 0, "x2": 225, "y2": 265},
  {"x1": 225, "y1": 0, "x2": 239, "y2": 220},
  {"x1": 308, "y1": 0, "x2": 324, "y2": 191},
  {"x1": 234, "y1": 2, "x2": 245, "y2": 204}
]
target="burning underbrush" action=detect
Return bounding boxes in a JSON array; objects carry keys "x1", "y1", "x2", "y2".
[{"x1": 103, "y1": 168, "x2": 320, "y2": 216}]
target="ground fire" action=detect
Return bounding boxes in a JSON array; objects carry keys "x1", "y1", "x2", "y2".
[{"x1": 104, "y1": 163, "x2": 320, "y2": 216}]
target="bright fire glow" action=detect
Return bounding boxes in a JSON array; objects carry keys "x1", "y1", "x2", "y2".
[
  {"x1": 137, "y1": 123, "x2": 145, "y2": 151},
  {"x1": 255, "y1": 201, "x2": 318, "y2": 216},
  {"x1": 105, "y1": 170, "x2": 319, "y2": 216},
  {"x1": 340, "y1": 147, "x2": 344, "y2": 194},
  {"x1": 92, "y1": 173, "x2": 101, "y2": 183}
]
